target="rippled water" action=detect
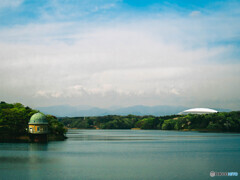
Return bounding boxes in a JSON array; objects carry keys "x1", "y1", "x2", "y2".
[{"x1": 0, "y1": 130, "x2": 240, "y2": 180}]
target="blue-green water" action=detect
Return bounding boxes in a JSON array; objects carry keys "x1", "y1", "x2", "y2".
[{"x1": 0, "y1": 130, "x2": 240, "y2": 180}]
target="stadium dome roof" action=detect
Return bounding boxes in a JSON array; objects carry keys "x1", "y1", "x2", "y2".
[
  {"x1": 179, "y1": 108, "x2": 218, "y2": 115},
  {"x1": 29, "y1": 113, "x2": 48, "y2": 125}
]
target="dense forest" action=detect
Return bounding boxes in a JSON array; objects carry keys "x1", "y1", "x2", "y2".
[
  {"x1": 59, "y1": 111, "x2": 240, "y2": 132},
  {"x1": 0, "y1": 101, "x2": 66, "y2": 140}
]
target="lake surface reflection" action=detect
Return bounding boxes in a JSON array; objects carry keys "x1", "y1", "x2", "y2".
[{"x1": 0, "y1": 130, "x2": 240, "y2": 180}]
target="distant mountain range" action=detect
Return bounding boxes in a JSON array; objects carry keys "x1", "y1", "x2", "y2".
[{"x1": 36, "y1": 105, "x2": 231, "y2": 117}]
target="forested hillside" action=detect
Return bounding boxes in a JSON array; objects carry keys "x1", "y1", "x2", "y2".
[{"x1": 59, "y1": 111, "x2": 240, "y2": 132}]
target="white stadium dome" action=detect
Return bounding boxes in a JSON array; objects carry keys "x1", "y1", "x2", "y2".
[{"x1": 179, "y1": 108, "x2": 218, "y2": 115}]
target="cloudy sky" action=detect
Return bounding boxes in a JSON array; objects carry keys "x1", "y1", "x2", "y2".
[{"x1": 0, "y1": 0, "x2": 240, "y2": 110}]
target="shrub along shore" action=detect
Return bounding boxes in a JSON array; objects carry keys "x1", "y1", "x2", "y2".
[
  {"x1": 0, "y1": 102, "x2": 67, "y2": 142},
  {"x1": 59, "y1": 111, "x2": 240, "y2": 132}
]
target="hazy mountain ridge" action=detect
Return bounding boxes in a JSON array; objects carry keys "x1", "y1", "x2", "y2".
[
  {"x1": 37, "y1": 105, "x2": 186, "y2": 117},
  {"x1": 36, "y1": 105, "x2": 230, "y2": 117}
]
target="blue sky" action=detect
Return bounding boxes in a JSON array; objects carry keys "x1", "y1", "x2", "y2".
[
  {"x1": 1, "y1": 0, "x2": 238, "y2": 25},
  {"x1": 0, "y1": 0, "x2": 240, "y2": 110}
]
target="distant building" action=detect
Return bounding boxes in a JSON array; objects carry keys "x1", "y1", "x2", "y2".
[
  {"x1": 179, "y1": 108, "x2": 218, "y2": 115},
  {"x1": 28, "y1": 113, "x2": 48, "y2": 134}
]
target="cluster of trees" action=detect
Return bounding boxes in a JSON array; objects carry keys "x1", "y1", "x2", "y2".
[
  {"x1": 0, "y1": 102, "x2": 66, "y2": 138},
  {"x1": 46, "y1": 115, "x2": 67, "y2": 137},
  {"x1": 170, "y1": 111, "x2": 240, "y2": 132},
  {"x1": 59, "y1": 111, "x2": 240, "y2": 132}
]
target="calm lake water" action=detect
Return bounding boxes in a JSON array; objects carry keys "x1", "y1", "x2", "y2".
[{"x1": 0, "y1": 130, "x2": 240, "y2": 180}]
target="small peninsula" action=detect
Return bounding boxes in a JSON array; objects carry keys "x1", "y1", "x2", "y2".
[{"x1": 0, "y1": 101, "x2": 67, "y2": 142}]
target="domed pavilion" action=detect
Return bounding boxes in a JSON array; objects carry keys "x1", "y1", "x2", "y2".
[{"x1": 28, "y1": 113, "x2": 48, "y2": 134}]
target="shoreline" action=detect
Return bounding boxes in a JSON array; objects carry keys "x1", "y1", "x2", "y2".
[{"x1": 66, "y1": 128, "x2": 240, "y2": 133}]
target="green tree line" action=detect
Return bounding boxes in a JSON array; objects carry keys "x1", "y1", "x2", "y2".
[{"x1": 59, "y1": 111, "x2": 240, "y2": 132}]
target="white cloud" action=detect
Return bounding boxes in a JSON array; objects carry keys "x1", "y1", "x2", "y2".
[
  {"x1": 0, "y1": 0, "x2": 23, "y2": 9},
  {"x1": 92, "y1": 3, "x2": 116, "y2": 12},
  {"x1": 190, "y1": 11, "x2": 201, "y2": 17},
  {"x1": 170, "y1": 88, "x2": 180, "y2": 95},
  {"x1": 0, "y1": 2, "x2": 240, "y2": 109}
]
